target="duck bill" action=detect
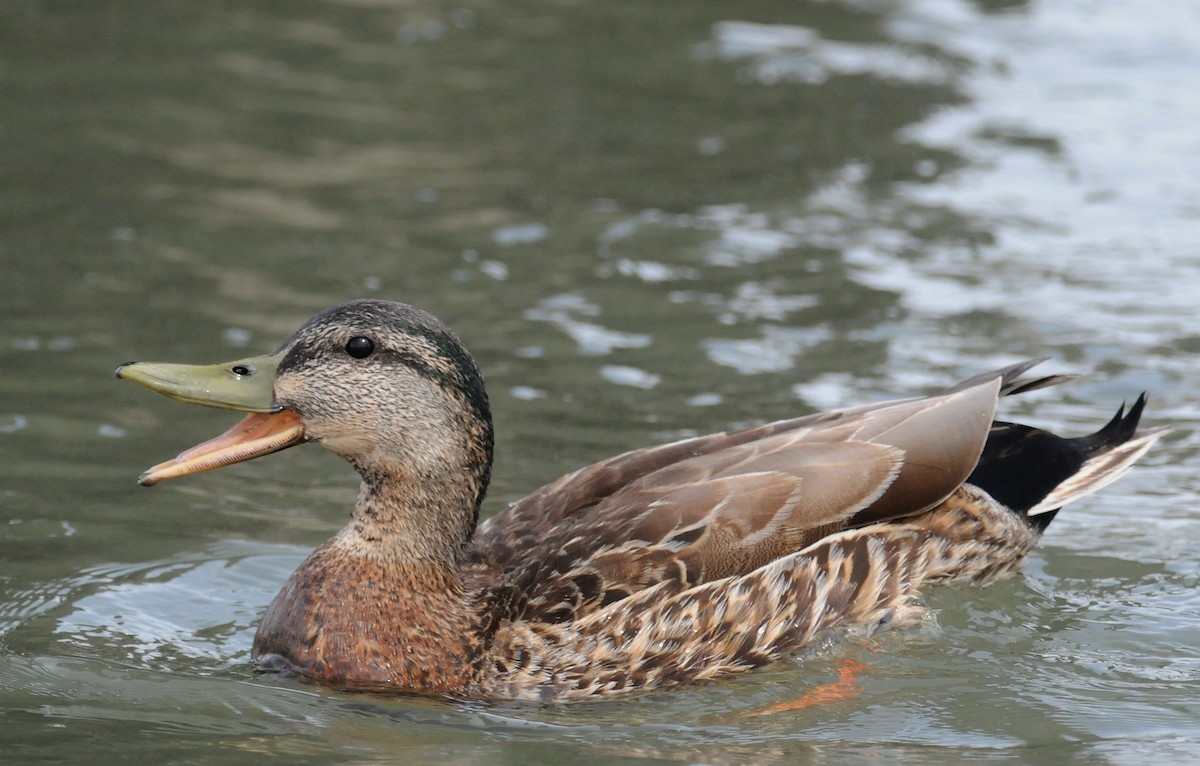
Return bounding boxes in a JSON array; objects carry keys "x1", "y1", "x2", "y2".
[
  {"x1": 138, "y1": 410, "x2": 306, "y2": 486},
  {"x1": 115, "y1": 352, "x2": 285, "y2": 413},
  {"x1": 116, "y1": 351, "x2": 306, "y2": 485}
]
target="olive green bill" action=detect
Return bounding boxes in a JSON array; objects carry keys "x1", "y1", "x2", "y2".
[
  {"x1": 115, "y1": 352, "x2": 284, "y2": 412},
  {"x1": 116, "y1": 351, "x2": 305, "y2": 486}
]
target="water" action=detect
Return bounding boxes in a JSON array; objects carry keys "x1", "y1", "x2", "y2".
[{"x1": 2, "y1": 0, "x2": 1198, "y2": 763}]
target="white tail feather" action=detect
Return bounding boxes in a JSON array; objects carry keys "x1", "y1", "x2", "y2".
[{"x1": 1027, "y1": 429, "x2": 1169, "y2": 517}]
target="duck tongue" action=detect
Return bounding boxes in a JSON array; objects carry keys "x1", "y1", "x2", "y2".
[{"x1": 138, "y1": 410, "x2": 305, "y2": 486}]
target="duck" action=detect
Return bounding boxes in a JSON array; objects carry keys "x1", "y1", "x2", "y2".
[{"x1": 115, "y1": 299, "x2": 1165, "y2": 701}]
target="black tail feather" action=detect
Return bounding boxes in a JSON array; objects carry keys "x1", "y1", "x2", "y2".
[
  {"x1": 967, "y1": 393, "x2": 1152, "y2": 532},
  {"x1": 968, "y1": 424, "x2": 1084, "y2": 519},
  {"x1": 1070, "y1": 393, "x2": 1148, "y2": 457},
  {"x1": 1026, "y1": 508, "x2": 1060, "y2": 533}
]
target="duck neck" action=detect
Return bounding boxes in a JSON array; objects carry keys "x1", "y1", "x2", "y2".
[{"x1": 346, "y1": 463, "x2": 481, "y2": 571}]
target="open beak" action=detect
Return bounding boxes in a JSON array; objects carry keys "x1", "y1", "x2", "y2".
[{"x1": 116, "y1": 352, "x2": 306, "y2": 486}]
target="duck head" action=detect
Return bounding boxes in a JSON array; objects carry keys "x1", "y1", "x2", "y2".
[{"x1": 117, "y1": 299, "x2": 495, "y2": 525}]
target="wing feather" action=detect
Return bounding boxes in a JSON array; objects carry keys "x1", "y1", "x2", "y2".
[{"x1": 469, "y1": 376, "x2": 1007, "y2": 623}]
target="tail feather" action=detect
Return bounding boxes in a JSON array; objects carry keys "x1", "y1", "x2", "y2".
[
  {"x1": 1027, "y1": 413, "x2": 1167, "y2": 520},
  {"x1": 1002, "y1": 372, "x2": 1082, "y2": 397},
  {"x1": 943, "y1": 357, "x2": 1078, "y2": 398},
  {"x1": 968, "y1": 392, "x2": 1167, "y2": 531}
]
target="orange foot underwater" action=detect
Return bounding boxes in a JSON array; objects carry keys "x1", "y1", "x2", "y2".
[{"x1": 747, "y1": 659, "x2": 871, "y2": 716}]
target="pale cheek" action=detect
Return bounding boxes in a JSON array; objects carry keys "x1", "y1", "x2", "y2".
[
  {"x1": 308, "y1": 411, "x2": 383, "y2": 456},
  {"x1": 275, "y1": 373, "x2": 380, "y2": 455},
  {"x1": 318, "y1": 430, "x2": 379, "y2": 457}
]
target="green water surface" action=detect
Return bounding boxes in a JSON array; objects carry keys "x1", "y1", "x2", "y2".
[{"x1": 2, "y1": 1, "x2": 1198, "y2": 764}]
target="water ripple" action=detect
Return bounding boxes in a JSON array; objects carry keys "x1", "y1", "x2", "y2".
[{"x1": 54, "y1": 542, "x2": 307, "y2": 670}]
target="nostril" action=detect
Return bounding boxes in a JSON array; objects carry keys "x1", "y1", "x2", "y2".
[{"x1": 231, "y1": 365, "x2": 252, "y2": 377}]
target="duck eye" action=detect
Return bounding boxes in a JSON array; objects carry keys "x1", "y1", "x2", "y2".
[{"x1": 345, "y1": 336, "x2": 375, "y2": 359}]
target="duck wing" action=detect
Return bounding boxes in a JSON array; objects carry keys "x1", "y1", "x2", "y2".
[{"x1": 470, "y1": 362, "x2": 1062, "y2": 623}]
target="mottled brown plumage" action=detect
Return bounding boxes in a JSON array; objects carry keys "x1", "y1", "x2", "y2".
[{"x1": 117, "y1": 299, "x2": 1166, "y2": 701}]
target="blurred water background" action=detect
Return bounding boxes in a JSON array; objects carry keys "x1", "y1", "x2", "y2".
[{"x1": 2, "y1": 1, "x2": 1199, "y2": 763}]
